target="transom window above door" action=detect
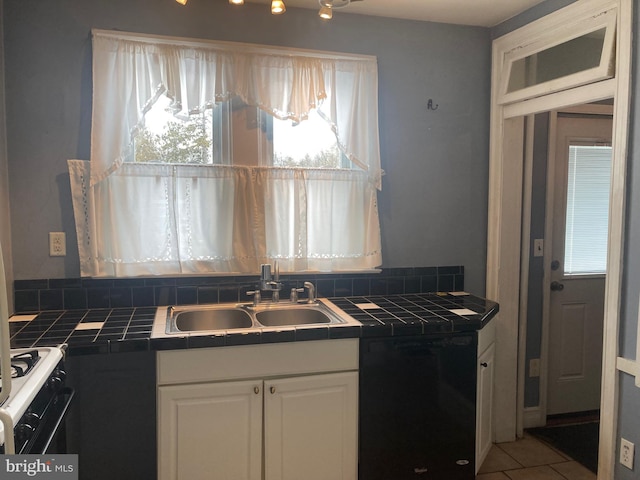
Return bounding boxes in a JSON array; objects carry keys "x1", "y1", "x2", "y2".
[{"x1": 498, "y1": 4, "x2": 616, "y2": 105}]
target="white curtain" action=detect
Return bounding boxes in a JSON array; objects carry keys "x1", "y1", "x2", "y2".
[
  {"x1": 69, "y1": 161, "x2": 381, "y2": 277},
  {"x1": 71, "y1": 31, "x2": 383, "y2": 277},
  {"x1": 91, "y1": 30, "x2": 382, "y2": 189}
]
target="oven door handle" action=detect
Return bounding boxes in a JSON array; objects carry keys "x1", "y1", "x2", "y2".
[{"x1": 33, "y1": 387, "x2": 75, "y2": 454}]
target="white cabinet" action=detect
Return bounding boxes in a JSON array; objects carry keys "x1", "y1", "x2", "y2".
[
  {"x1": 264, "y1": 373, "x2": 358, "y2": 480},
  {"x1": 476, "y1": 322, "x2": 496, "y2": 473},
  {"x1": 158, "y1": 380, "x2": 262, "y2": 480},
  {"x1": 157, "y1": 340, "x2": 359, "y2": 480}
]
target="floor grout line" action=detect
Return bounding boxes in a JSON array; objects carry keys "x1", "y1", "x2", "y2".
[{"x1": 477, "y1": 435, "x2": 597, "y2": 479}]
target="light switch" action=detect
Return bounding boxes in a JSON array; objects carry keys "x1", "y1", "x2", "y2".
[{"x1": 533, "y1": 239, "x2": 544, "y2": 257}]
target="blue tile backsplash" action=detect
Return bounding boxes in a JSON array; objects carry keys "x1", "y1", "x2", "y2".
[{"x1": 13, "y1": 266, "x2": 464, "y2": 313}]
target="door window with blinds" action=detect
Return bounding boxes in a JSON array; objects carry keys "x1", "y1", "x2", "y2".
[{"x1": 563, "y1": 144, "x2": 612, "y2": 275}]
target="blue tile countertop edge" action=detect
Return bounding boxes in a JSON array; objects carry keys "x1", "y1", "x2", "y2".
[{"x1": 8, "y1": 293, "x2": 499, "y2": 356}]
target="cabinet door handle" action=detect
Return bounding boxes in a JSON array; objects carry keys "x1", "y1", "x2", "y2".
[
  {"x1": 254, "y1": 386, "x2": 260, "y2": 394},
  {"x1": 480, "y1": 362, "x2": 488, "y2": 368},
  {"x1": 270, "y1": 386, "x2": 276, "y2": 394}
]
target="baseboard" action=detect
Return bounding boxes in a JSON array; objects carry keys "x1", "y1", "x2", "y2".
[{"x1": 523, "y1": 406, "x2": 545, "y2": 429}]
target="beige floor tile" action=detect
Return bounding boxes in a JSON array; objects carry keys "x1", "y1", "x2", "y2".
[
  {"x1": 535, "y1": 441, "x2": 573, "y2": 461},
  {"x1": 476, "y1": 472, "x2": 511, "y2": 480},
  {"x1": 550, "y1": 461, "x2": 597, "y2": 480},
  {"x1": 504, "y1": 465, "x2": 567, "y2": 480},
  {"x1": 479, "y1": 445, "x2": 523, "y2": 473},
  {"x1": 499, "y1": 437, "x2": 567, "y2": 467}
]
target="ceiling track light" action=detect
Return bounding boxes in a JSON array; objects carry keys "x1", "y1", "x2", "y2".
[
  {"x1": 318, "y1": 5, "x2": 332, "y2": 19},
  {"x1": 176, "y1": 0, "x2": 356, "y2": 17},
  {"x1": 318, "y1": 0, "x2": 355, "y2": 19},
  {"x1": 271, "y1": 0, "x2": 286, "y2": 14},
  {"x1": 319, "y1": 0, "x2": 351, "y2": 8}
]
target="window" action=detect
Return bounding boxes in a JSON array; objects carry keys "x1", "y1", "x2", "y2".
[
  {"x1": 69, "y1": 31, "x2": 382, "y2": 277},
  {"x1": 135, "y1": 95, "x2": 350, "y2": 169},
  {"x1": 272, "y1": 109, "x2": 350, "y2": 169},
  {"x1": 506, "y1": 28, "x2": 607, "y2": 94},
  {"x1": 563, "y1": 144, "x2": 612, "y2": 275},
  {"x1": 135, "y1": 95, "x2": 214, "y2": 164},
  {"x1": 498, "y1": 5, "x2": 616, "y2": 105}
]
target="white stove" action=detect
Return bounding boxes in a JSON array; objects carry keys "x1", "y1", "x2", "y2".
[
  {"x1": 0, "y1": 346, "x2": 65, "y2": 450},
  {"x1": 0, "y1": 244, "x2": 73, "y2": 454}
]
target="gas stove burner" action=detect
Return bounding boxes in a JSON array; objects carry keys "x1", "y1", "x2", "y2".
[
  {"x1": 9, "y1": 350, "x2": 40, "y2": 378},
  {"x1": 0, "y1": 350, "x2": 41, "y2": 381}
]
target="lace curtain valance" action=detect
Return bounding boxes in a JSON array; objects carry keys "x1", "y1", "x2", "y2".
[{"x1": 91, "y1": 30, "x2": 382, "y2": 188}]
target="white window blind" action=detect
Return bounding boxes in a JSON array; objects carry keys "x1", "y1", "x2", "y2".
[{"x1": 564, "y1": 145, "x2": 612, "y2": 275}]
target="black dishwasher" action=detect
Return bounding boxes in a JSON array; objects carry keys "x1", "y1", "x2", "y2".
[{"x1": 359, "y1": 333, "x2": 477, "y2": 480}]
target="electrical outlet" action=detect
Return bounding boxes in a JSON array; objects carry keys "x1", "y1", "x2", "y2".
[
  {"x1": 529, "y1": 358, "x2": 540, "y2": 377},
  {"x1": 49, "y1": 232, "x2": 66, "y2": 257},
  {"x1": 621, "y1": 438, "x2": 635, "y2": 469}
]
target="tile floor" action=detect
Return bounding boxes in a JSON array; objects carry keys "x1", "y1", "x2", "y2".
[{"x1": 477, "y1": 434, "x2": 596, "y2": 480}]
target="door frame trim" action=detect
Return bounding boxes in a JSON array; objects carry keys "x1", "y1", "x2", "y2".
[{"x1": 487, "y1": 1, "x2": 632, "y2": 478}]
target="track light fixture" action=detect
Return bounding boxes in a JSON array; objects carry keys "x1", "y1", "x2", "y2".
[
  {"x1": 318, "y1": 0, "x2": 354, "y2": 18},
  {"x1": 271, "y1": 0, "x2": 286, "y2": 14},
  {"x1": 318, "y1": 5, "x2": 332, "y2": 19},
  {"x1": 182, "y1": 0, "x2": 361, "y2": 20}
]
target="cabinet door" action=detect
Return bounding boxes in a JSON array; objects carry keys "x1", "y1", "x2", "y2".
[
  {"x1": 264, "y1": 372, "x2": 358, "y2": 480},
  {"x1": 476, "y1": 342, "x2": 495, "y2": 472},
  {"x1": 158, "y1": 380, "x2": 262, "y2": 480}
]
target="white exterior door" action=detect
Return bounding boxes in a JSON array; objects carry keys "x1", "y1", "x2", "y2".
[
  {"x1": 158, "y1": 380, "x2": 263, "y2": 480},
  {"x1": 264, "y1": 372, "x2": 358, "y2": 480},
  {"x1": 547, "y1": 114, "x2": 612, "y2": 415}
]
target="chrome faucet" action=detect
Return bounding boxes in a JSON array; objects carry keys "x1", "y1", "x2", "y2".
[
  {"x1": 246, "y1": 289, "x2": 261, "y2": 306},
  {"x1": 259, "y1": 262, "x2": 282, "y2": 303},
  {"x1": 290, "y1": 287, "x2": 304, "y2": 303},
  {"x1": 289, "y1": 283, "x2": 315, "y2": 303},
  {"x1": 303, "y1": 281, "x2": 315, "y2": 304}
]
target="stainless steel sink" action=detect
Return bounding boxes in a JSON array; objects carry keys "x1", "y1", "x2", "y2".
[
  {"x1": 157, "y1": 299, "x2": 359, "y2": 336},
  {"x1": 167, "y1": 305, "x2": 254, "y2": 333},
  {"x1": 253, "y1": 303, "x2": 337, "y2": 327}
]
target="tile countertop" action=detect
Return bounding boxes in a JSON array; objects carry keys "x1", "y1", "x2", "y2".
[{"x1": 8, "y1": 292, "x2": 499, "y2": 356}]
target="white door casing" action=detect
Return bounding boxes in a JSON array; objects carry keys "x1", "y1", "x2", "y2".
[{"x1": 488, "y1": 1, "x2": 631, "y2": 478}]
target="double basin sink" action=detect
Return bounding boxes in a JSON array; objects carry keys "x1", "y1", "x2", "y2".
[{"x1": 159, "y1": 299, "x2": 358, "y2": 336}]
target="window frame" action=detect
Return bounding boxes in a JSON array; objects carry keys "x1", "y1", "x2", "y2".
[
  {"x1": 498, "y1": 6, "x2": 616, "y2": 105},
  {"x1": 73, "y1": 30, "x2": 384, "y2": 277}
]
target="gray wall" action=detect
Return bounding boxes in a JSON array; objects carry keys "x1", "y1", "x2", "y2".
[
  {"x1": 2, "y1": 0, "x2": 491, "y2": 295},
  {"x1": 491, "y1": 0, "x2": 577, "y2": 39},
  {"x1": 0, "y1": 0, "x2": 14, "y2": 313}
]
